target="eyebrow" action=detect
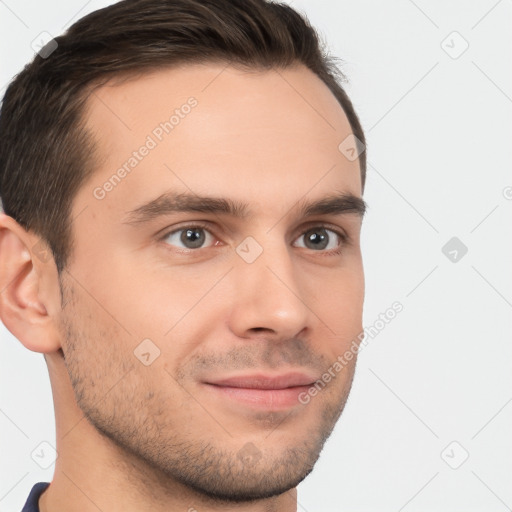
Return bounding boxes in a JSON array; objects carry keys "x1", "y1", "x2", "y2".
[{"x1": 123, "y1": 191, "x2": 366, "y2": 225}]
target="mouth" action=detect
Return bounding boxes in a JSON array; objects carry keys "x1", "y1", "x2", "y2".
[{"x1": 202, "y1": 372, "x2": 317, "y2": 410}]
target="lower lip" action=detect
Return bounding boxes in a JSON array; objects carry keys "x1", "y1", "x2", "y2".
[{"x1": 203, "y1": 383, "x2": 312, "y2": 409}]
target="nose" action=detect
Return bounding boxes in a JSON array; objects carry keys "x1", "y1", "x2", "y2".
[{"x1": 227, "y1": 239, "x2": 311, "y2": 340}]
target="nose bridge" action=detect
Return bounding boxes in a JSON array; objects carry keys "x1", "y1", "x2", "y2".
[{"x1": 228, "y1": 233, "x2": 311, "y2": 337}]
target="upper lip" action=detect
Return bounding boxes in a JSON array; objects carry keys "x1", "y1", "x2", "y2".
[{"x1": 204, "y1": 372, "x2": 317, "y2": 390}]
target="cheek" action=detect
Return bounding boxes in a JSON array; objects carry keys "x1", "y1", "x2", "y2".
[
  {"x1": 310, "y1": 264, "x2": 364, "y2": 329},
  {"x1": 100, "y1": 261, "x2": 226, "y2": 376},
  {"x1": 103, "y1": 256, "x2": 221, "y2": 335},
  {"x1": 58, "y1": 293, "x2": 138, "y2": 413}
]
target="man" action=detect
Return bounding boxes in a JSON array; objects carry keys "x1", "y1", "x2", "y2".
[{"x1": 0, "y1": 0, "x2": 367, "y2": 510}]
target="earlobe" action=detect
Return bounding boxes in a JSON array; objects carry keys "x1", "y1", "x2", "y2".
[{"x1": 0, "y1": 213, "x2": 62, "y2": 354}]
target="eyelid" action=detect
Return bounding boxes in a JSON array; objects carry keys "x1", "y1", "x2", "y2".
[
  {"x1": 297, "y1": 220, "x2": 348, "y2": 242},
  {"x1": 292, "y1": 223, "x2": 348, "y2": 254},
  {"x1": 158, "y1": 220, "x2": 349, "y2": 252},
  {"x1": 158, "y1": 221, "x2": 217, "y2": 251}
]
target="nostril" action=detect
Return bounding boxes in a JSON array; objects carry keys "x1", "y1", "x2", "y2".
[{"x1": 250, "y1": 327, "x2": 268, "y2": 334}]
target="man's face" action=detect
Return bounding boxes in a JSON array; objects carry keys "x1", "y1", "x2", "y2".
[{"x1": 60, "y1": 63, "x2": 365, "y2": 501}]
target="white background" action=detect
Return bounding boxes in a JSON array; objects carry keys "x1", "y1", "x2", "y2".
[{"x1": 1, "y1": 1, "x2": 511, "y2": 511}]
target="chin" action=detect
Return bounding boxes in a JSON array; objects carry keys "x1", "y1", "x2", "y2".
[{"x1": 173, "y1": 460, "x2": 315, "y2": 503}]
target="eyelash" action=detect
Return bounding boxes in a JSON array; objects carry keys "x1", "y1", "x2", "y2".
[{"x1": 158, "y1": 221, "x2": 348, "y2": 256}]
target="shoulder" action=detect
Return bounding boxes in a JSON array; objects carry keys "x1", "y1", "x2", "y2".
[{"x1": 20, "y1": 482, "x2": 50, "y2": 512}]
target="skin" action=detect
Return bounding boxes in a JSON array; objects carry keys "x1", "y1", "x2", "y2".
[{"x1": 0, "y1": 62, "x2": 365, "y2": 512}]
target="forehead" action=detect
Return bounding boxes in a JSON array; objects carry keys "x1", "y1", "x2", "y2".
[{"x1": 74, "y1": 63, "x2": 362, "y2": 221}]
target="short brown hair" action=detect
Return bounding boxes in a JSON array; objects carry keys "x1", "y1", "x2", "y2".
[{"x1": 0, "y1": 0, "x2": 366, "y2": 274}]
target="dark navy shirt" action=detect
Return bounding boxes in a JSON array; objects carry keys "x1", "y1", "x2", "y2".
[{"x1": 21, "y1": 482, "x2": 49, "y2": 512}]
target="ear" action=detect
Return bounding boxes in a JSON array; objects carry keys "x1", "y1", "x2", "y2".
[{"x1": 0, "y1": 213, "x2": 62, "y2": 353}]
